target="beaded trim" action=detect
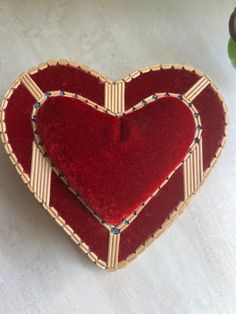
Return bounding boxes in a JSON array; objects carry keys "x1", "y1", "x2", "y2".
[
  {"x1": 31, "y1": 90, "x2": 202, "y2": 233},
  {"x1": 0, "y1": 60, "x2": 228, "y2": 270}
]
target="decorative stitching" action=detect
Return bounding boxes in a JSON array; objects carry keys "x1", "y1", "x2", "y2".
[
  {"x1": 31, "y1": 90, "x2": 202, "y2": 233},
  {"x1": 0, "y1": 71, "x2": 107, "y2": 270},
  {"x1": 0, "y1": 60, "x2": 228, "y2": 270}
]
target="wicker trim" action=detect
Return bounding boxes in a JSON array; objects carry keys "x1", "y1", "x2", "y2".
[
  {"x1": 31, "y1": 90, "x2": 202, "y2": 233},
  {"x1": 0, "y1": 60, "x2": 228, "y2": 270},
  {"x1": 117, "y1": 74, "x2": 227, "y2": 269},
  {"x1": 105, "y1": 80, "x2": 125, "y2": 114},
  {"x1": 0, "y1": 64, "x2": 108, "y2": 270},
  {"x1": 31, "y1": 91, "x2": 114, "y2": 232},
  {"x1": 20, "y1": 73, "x2": 44, "y2": 101},
  {"x1": 183, "y1": 136, "x2": 203, "y2": 199},
  {"x1": 30, "y1": 141, "x2": 51, "y2": 206},
  {"x1": 184, "y1": 76, "x2": 210, "y2": 101},
  {"x1": 107, "y1": 232, "x2": 120, "y2": 269}
]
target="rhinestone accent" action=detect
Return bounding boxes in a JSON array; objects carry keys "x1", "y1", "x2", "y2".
[{"x1": 111, "y1": 227, "x2": 120, "y2": 235}]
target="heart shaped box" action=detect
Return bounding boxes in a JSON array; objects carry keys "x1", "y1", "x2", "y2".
[{"x1": 0, "y1": 60, "x2": 227, "y2": 270}]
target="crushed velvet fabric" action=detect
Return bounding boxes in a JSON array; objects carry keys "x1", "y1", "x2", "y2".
[
  {"x1": 4, "y1": 64, "x2": 226, "y2": 262},
  {"x1": 37, "y1": 95, "x2": 195, "y2": 225}
]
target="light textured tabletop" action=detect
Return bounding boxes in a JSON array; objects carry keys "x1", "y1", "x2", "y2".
[{"x1": 0, "y1": 1, "x2": 236, "y2": 313}]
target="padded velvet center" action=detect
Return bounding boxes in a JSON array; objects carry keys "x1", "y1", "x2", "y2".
[{"x1": 36, "y1": 96, "x2": 195, "y2": 225}]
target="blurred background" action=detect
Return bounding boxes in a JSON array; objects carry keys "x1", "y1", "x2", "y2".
[{"x1": 0, "y1": 1, "x2": 236, "y2": 313}]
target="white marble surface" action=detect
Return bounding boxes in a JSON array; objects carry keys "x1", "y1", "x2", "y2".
[{"x1": 0, "y1": 1, "x2": 236, "y2": 313}]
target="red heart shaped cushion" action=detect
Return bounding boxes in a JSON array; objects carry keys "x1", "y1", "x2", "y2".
[
  {"x1": 36, "y1": 95, "x2": 195, "y2": 225},
  {"x1": 0, "y1": 60, "x2": 227, "y2": 270}
]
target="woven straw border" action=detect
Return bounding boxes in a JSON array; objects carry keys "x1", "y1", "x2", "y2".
[
  {"x1": 0, "y1": 60, "x2": 228, "y2": 270},
  {"x1": 31, "y1": 90, "x2": 202, "y2": 232}
]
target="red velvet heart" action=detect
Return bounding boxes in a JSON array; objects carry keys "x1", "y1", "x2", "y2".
[
  {"x1": 1, "y1": 61, "x2": 227, "y2": 269},
  {"x1": 36, "y1": 95, "x2": 195, "y2": 225}
]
